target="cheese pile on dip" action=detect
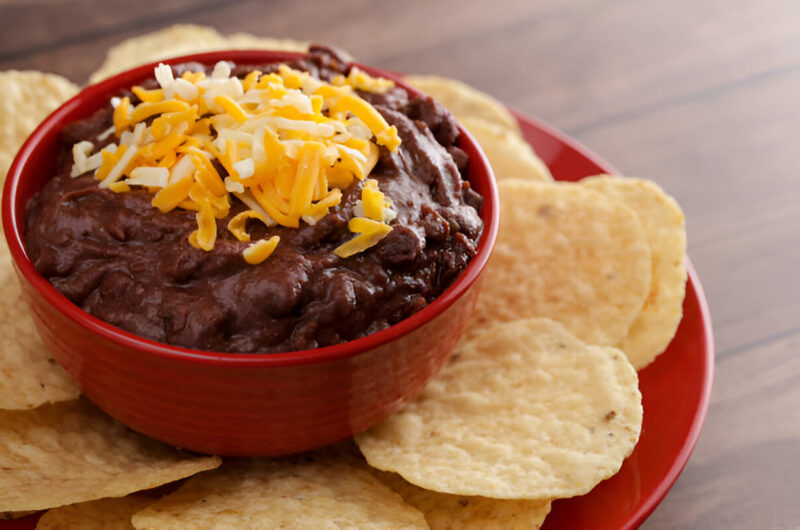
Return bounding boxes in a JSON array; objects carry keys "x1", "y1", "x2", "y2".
[{"x1": 70, "y1": 61, "x2": 401, "y2": 264}]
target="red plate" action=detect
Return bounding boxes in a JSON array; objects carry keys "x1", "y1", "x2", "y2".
[
  {"x1": 4, "y1": 112, "x2": 714, "y2": 530},
  {"x1": 512, "y1": 110, "x2": 715, "y2": 530}
]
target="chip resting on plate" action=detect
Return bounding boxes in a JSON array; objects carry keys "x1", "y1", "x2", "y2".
[
  {"x1": 459, "y1": 116, "x2": 552, "y2": 182},
  {"x1": 469, "y1": 179, "x2": 652, "y2": 346},
  {"x1": 88, "y1": 24, "x2": 308, "y2": 83},
  {"x1": 0, "y1": 249, "x2": 80, "y2": 410},
  {"x1": 0, "y1": 398, "x2": 220, "y2": 512},
  {"x1": 130, "y1": 456, "x2": 427, "y2": 529},
  {"x1": 403, "y1": 74, "x2": 522, "y2": 136},
  {"x1": 581, "y1": 175, "x2": 688, "y2": 369},
  {"x1": 356, "y1": 318, "x2": 642, "y2": 500},
  {"x1": 36, "y1": 495, "x2": 154, "y2": 529},
  {"x1": 0, "y1": 71, "x2": 78, "y2": 183},
  {"x1": 373, "y1": 469, "x2": 552, "y2": 530}
]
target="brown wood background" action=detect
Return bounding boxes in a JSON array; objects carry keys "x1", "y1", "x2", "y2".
[{"x1": 1, "y1": 0, "x2": 798, "y2": 527}]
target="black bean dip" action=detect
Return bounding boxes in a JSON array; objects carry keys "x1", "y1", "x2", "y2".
[{"x1": 25, "y1": 47, "x2": 483, "y2": 353}]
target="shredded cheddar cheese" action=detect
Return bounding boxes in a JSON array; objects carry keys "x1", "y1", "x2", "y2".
[
  {"x1": 71, "y1": 61, "x2": 402, "y2": 263},
  {"x1": 244, "y1": 236, "x2": 280, "y2": 265}
]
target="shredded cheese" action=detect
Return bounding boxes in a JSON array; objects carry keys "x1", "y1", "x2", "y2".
[
  {"x1": 70, "y1": 61, "x2": 401, "y2": 263},
  {"x1": 243, "y1": 236, "x2": 280, "y2": 265}
]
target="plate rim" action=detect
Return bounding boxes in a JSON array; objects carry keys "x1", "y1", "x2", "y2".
[{"x1": 510, "y1": 108, "x2": 715, "y2": 529}]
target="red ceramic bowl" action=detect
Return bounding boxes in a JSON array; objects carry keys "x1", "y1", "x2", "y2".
[{"x1": 1, "y1": 50, "x2": 499, "y2": 456}]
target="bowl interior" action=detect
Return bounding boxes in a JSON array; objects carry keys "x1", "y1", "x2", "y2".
[{"x1": 2, "y1": 49, "x2": 499, "y2": 366}]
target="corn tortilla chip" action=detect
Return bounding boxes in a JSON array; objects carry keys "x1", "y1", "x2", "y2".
[
  {"x1": 0, "y1": 71, "x2": 78, "y2": 184},
  {"x1": 131, "y1": 456, "x2": 427, "y2": 529},
  {"x1": 89, "y1": 25, "x2": 309, "y2": 84},
  {"x1": 88, "y1": 25, "x2": 227, "y2": 84},
  {"x1": 37, "y1": 495, "x2": 154, "y2": 529},
  {"x1": 0, "y1": 249, "x2": 80, "y2": 410},
  {"x1": 225, "y1": 32, "x2": 313, "y2": 53},
  {"x1": 356, "y1": 318, "x2": 642, "y2": 500},
  {"x1": 403, "y1": 75, "x2": 521, "y2": 136},
  {"x1": 0, "y1": 153, "x2": 11, "y2": 183},
  {"x1": 581, "y1": 175, "x2": 687, "y2": 369},
  {"x1": 469, "y1": 179, "x2": 652, "y2": 346},
  {"x1": 335, "y1": 440, "x2": 552, "y2": 529},
  {"x1": 374, "y1": 470, "x2": 551, "y2": 529},
  {"x1": 460, "y1": 116, "x2": 552, "y2": 182},
  {"x1": 0, "y1": 398, "x2": 220, "y2": 512}
]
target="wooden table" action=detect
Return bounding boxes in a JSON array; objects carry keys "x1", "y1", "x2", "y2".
[{"x1": 1, "y1": 1, "x2": 798, "y2": 527}]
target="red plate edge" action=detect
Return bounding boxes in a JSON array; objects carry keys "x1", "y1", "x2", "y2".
[
  {"x1": 3, "y1": 109, "x2": 715, "y2": 530},
  {"x1": 510, "y1": 109, "x2": 715, "y2": 530}
]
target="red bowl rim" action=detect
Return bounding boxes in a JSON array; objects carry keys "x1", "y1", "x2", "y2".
[{"x1": 1, "y1": 49, "x2": 499, "y2": 367}]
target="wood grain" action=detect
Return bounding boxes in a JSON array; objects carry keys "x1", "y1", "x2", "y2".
[
  {"x1": 644, "y1": 331, "x2": 800, "y2": 529},
  {"x1": 1, "y1": 0, "x2": 798, "y2": 527},
  {"x1": 578, "y1": 68, "x2": 800, "y2": 357}
]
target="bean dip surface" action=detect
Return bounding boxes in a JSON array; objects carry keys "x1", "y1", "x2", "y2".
[{"x1": 25, "y1": 48, "x2": 483, "y2": 353}]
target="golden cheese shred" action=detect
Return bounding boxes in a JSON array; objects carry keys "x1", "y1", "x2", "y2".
[
  {"x1": 334, "y1": 217, "x2": 392, "y2": 258},
  {"x1": 227, "y1": 210, "x2": 270, "y2": 242},
  {"x1": 244, "y1": 236, "x2": 280, "y2": 265},
  {"x1": 79, "y1": 60, "x2": 401, "y2": 264}
]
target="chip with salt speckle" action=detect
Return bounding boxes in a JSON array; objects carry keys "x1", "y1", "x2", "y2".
[
  {"x1": 469, "y1": 179, "x2": 652, "y2": 346},
  {"x1": 0, "y1": 71, "x2": 78, "y2": 184},
  {"x1": 581, "y1": 175, "x2": 687, "y2": 369},
  {"x1": 0, "y1": 247, "x2": 80, "y2": 410},
  {"x1": 356, "y1": 318, "x2": 642, "y2": 500},
  {"x1": 131, "y1": 455, "x2": 427, "y2": 529},
  {"x1": 0, "y1": 398, "x2": 220, "y2": 512},
  {"x1": 373, "y1": 469, "x2": 552, "y2": 529}
]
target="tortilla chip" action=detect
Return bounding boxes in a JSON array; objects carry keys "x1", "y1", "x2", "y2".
[
  {"x1": 403, "y1": 75, "x2": 521, "y2": 136},
  {"x1": 323, "y1": 440, "x2": 552, "y2": 528},
  {"x1": 469, "y1": 179, "x2": 652, "y2": 346},
  {"x1": 89, "y1": 25, "x2": 309, "y2": 84},
  {"x1": 581, "y1": 175, "x2": 687, "y2": 369},
  {"x1": 88, "y1": 25, "x2": 226, "y2": 83},
  {"x1": 0, "y1": 71, "x2": 78, "y2": 183},
  {"x1": 374, "y1": 470, "x2": 551, "y2": 529},
  {"x1": 356, "y1": 318, "x2": 642, "y2": 500},
  {"x1": 225, "y1": 33, "x2": 311, "y2": 53},
  {"x1": 36, "y1": 495, "x2": 154, "y2": 529},
  {"x1": 0, "y1": 153, "x2": 11, "y2": 183},
  {"x1": 0, "y1": 398, "x2": 220, "y2": 512},
  {"x1": 460, "y1": 116, "x2": 552, "y2": 182},
  {"x1": 0, "y1": 249, "x2": 80, "y2": 410},
  {"x1": 131, "y1": 456, "x2": 427, "y2": 529}
]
